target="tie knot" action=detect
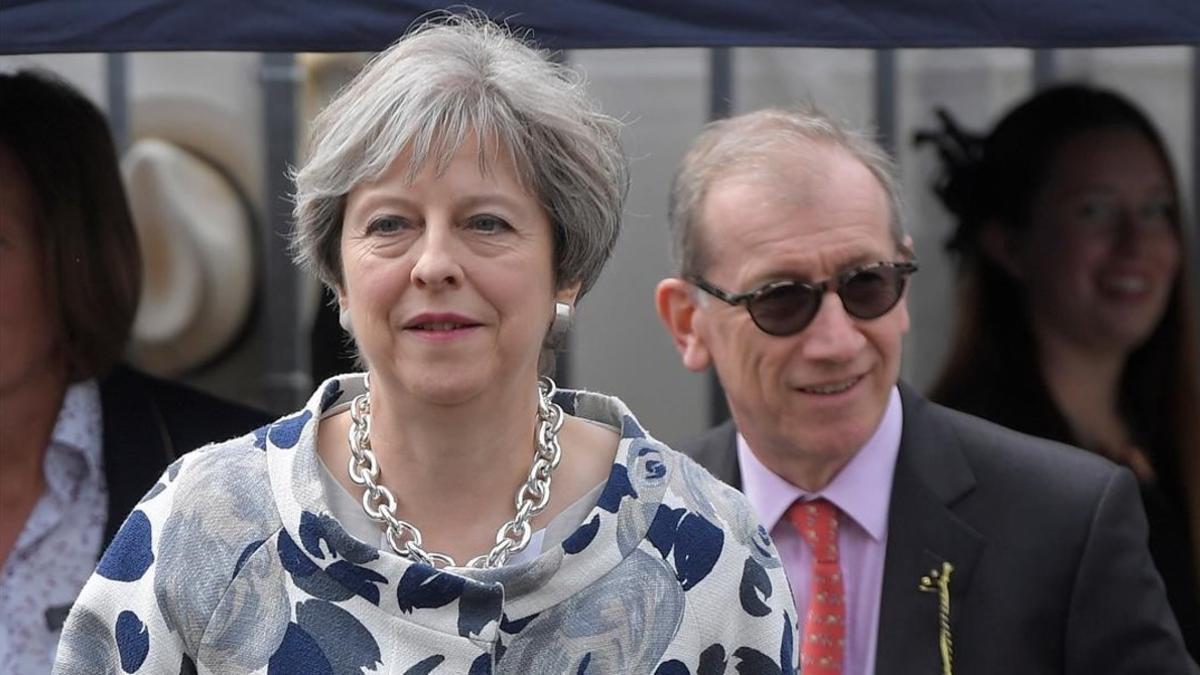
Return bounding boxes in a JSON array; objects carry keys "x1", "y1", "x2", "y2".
[{"x1": 787, "y1": 498, "x2": 839, "y2": 563}]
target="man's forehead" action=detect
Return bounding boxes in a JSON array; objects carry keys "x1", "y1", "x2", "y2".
[
  {"x1": 742, "y1": 234, "x2": 894, "y2": 283},
  {"x1": 708, "y1": 142, "x2": 834, "y2": 203},
  {"x1": 701, "y1": 142, "x2": 886, "y2": 220},
  {"x1": 698, "y1": 157, "x2": 892, "y2": 281}
]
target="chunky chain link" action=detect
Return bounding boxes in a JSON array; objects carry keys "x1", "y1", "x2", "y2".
[{"x1": 346, "y1": 374, "x2": 565, "y2": 569}]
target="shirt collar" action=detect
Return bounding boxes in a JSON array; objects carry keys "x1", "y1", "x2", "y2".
[
  {"x1": 48, "y1": 378, "x2": 104, "y2": 478},
  {"x1": 736, "y1": 385, "x2": 903, "y2": 542}
]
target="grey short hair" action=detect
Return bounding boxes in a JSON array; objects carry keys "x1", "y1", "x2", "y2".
[
  {"x1": 292, "y1": 15, "x2": 628, "y2": 298},
  {"x1": 668, "y1": 106, "x2": 910, "y2": 277}
]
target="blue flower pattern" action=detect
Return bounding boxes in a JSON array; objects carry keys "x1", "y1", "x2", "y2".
[
  {"x1": 96, "y1": 510, "x2": 154, "y2": 582},
  {"x1": 114, "y1": 610, "x2": 149, "y2": 672},
  {"x1": 52, "y1": 375, "x2": 797, "y2": 673}
]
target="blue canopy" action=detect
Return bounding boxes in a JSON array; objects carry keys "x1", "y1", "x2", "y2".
[{"x1": 2, "y1": 0, "x2": 1198, "y2": 53}]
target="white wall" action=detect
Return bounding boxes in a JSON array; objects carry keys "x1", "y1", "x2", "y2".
[{"x1": 568, "y1": 49, "x2": 711, "y2": 447}]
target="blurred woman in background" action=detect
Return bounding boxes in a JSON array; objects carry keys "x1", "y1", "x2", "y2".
[
  {"x1": 920, "y1": 84, "x2": 1200, "y2": 654},
  {"x1": 0, "y1": 70, "x2": 268, "y2": 672}
]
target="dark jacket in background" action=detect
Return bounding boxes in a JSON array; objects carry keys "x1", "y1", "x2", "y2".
[
  {"x1": 934, "y1": 367, "x2": 1200, "y2": 658},
  {"x1": 98, "y1": 365, "x2": 272, "y2": 547}
]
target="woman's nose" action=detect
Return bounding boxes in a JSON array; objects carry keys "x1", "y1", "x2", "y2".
[
  {"x1": 410, "y1": 224, "x2": 463, "y2": 289},
  {"x1": 1113, "y1": 209, "x2": 1170, "y2": 255}
]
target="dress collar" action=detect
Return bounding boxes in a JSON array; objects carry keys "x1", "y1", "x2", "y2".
[
  {"x1": 47, "y1": 378, "x2": 104, "y2": 482},
  {"x1": 262, "y1": 374, "x2": 675, "y2": 640}
]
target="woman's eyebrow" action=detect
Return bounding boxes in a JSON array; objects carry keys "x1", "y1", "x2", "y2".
[
  {"x1": 455, "y1": 192, "x2": 529, "y2": 212},
  {"x1": 345, "y1": 192, "x2": 419, "y2": 219}
]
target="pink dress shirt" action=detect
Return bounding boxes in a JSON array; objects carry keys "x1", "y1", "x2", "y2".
[{"x1": 737, "y1": 386, "x2": 902, "y2": 675}]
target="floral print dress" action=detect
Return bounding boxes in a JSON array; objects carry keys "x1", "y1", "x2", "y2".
[{"x1": 54, "y1": 375, "x2": 798, "y2": 674}]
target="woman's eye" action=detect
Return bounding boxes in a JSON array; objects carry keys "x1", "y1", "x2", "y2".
[
  {"x1": 365, "y1": 215, "x2": 410, "y2": 235},
  {"x1": 1078, "y1": 199, "x2": 1116, "y2": 221},
  {"x1": 467, "y1": 214, "x2": 512, "y2": 234},
  {"x1": 465, "y1": 214, "x2": 513, "y2": 236},
  {"x1": 1074, "y1": 197, "x2": 1121, "y2": 229},
  {"x1": 1138, "y1": 198, "x2": 1175, "y2": 224}
]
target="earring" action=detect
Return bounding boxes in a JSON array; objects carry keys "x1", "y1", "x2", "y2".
[
  {"x1": 338, "y1": 307, "x2": 353, "y2": 332},
  {"x1": 546, "y1": 301, "x2": 573, "y2": 348}
]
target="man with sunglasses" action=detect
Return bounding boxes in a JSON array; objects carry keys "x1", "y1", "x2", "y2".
[{"x1": 655, "y1": 107, "x2": 1194, "y2": 675}]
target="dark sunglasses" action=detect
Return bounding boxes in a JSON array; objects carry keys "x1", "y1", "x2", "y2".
[{"x1": 690, "y1": 261, "x2": 918, "y2": 336}]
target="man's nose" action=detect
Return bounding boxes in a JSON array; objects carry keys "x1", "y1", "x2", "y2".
[{"x1": 798, "y1": 291, "x2": 867, "y2": 361}]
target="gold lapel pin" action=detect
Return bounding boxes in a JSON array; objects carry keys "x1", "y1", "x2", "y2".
[{"x1": 918, "y1": 561, "x2": 955, "y2": 675}]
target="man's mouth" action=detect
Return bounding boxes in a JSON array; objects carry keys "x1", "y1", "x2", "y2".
[{"x1": 798, "y1": 375, "x2": 863, "y2": 395}]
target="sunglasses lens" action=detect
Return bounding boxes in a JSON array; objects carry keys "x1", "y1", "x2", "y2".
[
  {"x1": 841, "y1": 267, "x2": 904, "y2": 319},
  {"x1": 749, "y1": 283, "x2": 819, "y2": 335}
]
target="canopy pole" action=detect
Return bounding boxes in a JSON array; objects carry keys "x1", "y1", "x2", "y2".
[
  {"x1": 105, "y1": 53, "x2": 130, "y2": 153},
  {"x1": 707, "y1": 48, "x2": 734, "y2": 427},
  {"x1": 1192, "y1": 48, "x2": 1200, "y2": 333},
  {"x1": 874, "y1": 49, "x2": 898, "y2": 157},
  {"x1": 709, "y1": 48, "x2": 733, "y2": 120},
  {"x1": 1033, "y1": 49, "x2": 1057, "y2": 89},
  {"x1": 260, "y1": 53, "x2": 308, "y2": 412}
]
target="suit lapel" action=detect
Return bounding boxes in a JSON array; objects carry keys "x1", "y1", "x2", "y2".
[
  {"x1": 99, "y1": 367, "x2": 173, "y2": 547},
  {"x1": 875, "y1": 385, "x2": 984, "y2": 675},
  {"x1": 683, "y1": 419, "x2": 742, "y2": 490}
]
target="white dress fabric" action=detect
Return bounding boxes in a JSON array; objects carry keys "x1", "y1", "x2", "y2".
[{"x1": 54, "y1": 375, "x2": 798, "y2": 674}]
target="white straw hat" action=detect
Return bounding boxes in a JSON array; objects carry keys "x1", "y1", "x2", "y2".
[{"x1": 121, "y1": 138, "x2": 256, "y2": 376}]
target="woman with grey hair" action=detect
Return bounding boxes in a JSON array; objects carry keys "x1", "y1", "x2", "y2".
[{"x1": 55, "y1": 15, "x2": 797, "y2": 673}]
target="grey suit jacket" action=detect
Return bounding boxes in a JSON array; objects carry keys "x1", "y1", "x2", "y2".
[{"x1": 681, "y1": 383, "x2": 1198, "y2": 675}]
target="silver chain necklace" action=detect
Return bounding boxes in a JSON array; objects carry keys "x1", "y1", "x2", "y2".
[{"x1": 346, "y1": 374, "x2": 565, "y2": 569}]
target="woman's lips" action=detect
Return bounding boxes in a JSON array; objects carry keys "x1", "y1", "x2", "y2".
[
  {"x1": 403, "y1": 313, "x2": 482, "y2": 340},
  {"x1": 1097, "y1": 273, "x2": 1152, "y2": 299}
]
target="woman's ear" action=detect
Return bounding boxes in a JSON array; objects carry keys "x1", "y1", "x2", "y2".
[
  {"x1": 544, "y1": 281, "x2": 582, "y2": 350},
  {"x1": 335, "y1": 286, "x2": 352, "y2": 333},
  {"x1": 979, "y1": 219, "x2": 1027, "y2": 281},
  {"x1": 555, "y1": 280, "x2": 582, "y2": 308}
]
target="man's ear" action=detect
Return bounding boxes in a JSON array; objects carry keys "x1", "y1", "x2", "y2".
[
  {"x1": 979, "y1": 219, "x2": 1026, "y2": 281},
  {"x1": 655, "y1": 278, "x2": 712, "y2": 372}
]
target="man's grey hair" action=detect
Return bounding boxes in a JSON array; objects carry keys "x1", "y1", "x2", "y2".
[
  {"x1": 291, "y1": 14, "x2": 628, "y2": 298},
  {"x1": 668, "y1": 105, "x2": 910, "y2": 277}
]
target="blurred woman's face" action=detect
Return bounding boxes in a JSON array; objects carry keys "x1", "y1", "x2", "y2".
[
  {"x1": 338, "y1": 135, "x2": 577, "y2": 405},
  {"x1": 0, "y1": 144, "x2": 64, "y2": 398},
  {"x1": 1015, "y1": 128, "x2": 1181, "y2": 356}
]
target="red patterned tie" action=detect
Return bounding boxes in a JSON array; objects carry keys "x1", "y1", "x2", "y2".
[{"x1": 787, "y1": 498, "x2": 845, "y2": 675}]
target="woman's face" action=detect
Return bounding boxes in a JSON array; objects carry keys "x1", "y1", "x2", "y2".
[
  {"x1": 1013, "y1": 128, "x2": 1181, "y2": 356},
  {"x1": 338, "y1": 136, "x2": 577, "y2": 405},
  {"x1": 0, "y1": 144, "x2": 64, "y2": 398}
]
